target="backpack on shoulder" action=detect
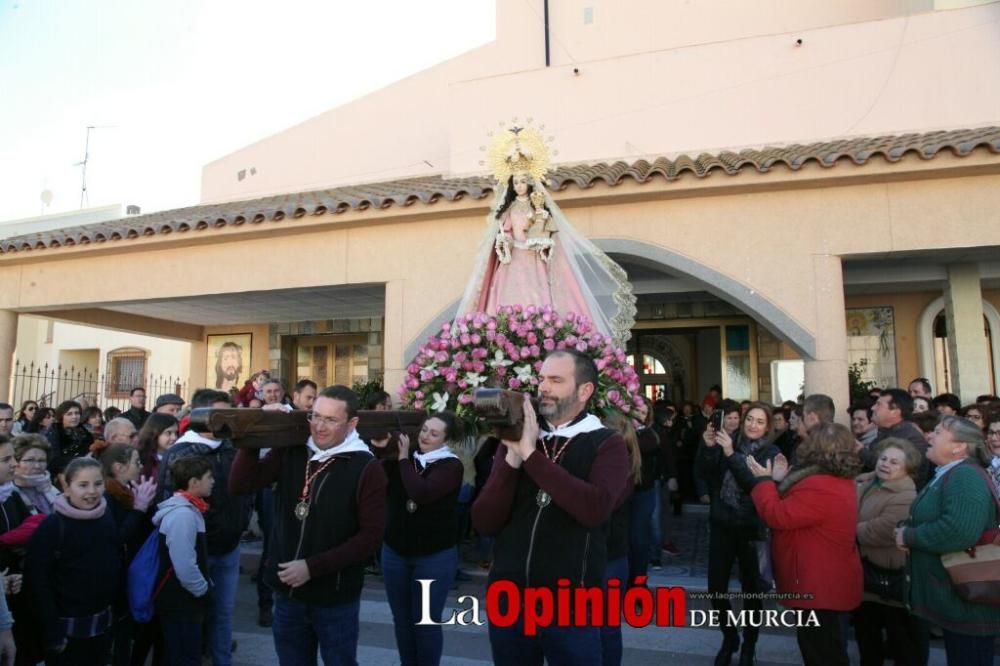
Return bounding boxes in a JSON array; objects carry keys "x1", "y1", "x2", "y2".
[{"x1": 127, "y1": 529, "x2": 174, "y2": 623}]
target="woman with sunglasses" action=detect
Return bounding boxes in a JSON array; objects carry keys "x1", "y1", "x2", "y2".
[
  {"x1": 24, "y1": 407, "x2": 55, "y2": 434},
  {"x1": 11, "y1": 401, "x2": 37, "y2": 436}
]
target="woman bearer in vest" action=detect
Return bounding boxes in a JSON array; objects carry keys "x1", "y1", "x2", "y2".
[{"x1": 382, "y1": 411, "x2": 464, "y2": 666}]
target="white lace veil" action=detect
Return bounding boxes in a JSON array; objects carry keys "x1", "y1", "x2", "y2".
[{"x1": 455, "y1": 179, "x2": 636, "y2": 346}]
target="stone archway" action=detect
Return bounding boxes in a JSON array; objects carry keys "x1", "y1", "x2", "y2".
[{"x1": 594, "y1": 239, "x2": 817, "y2": 359}]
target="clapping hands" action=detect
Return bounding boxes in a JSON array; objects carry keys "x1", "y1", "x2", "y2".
[
  {"x1": 746, "y1": 453, "x2": 790, "y2": 481},
  {"x1": 131, "y1": 475, "x2": 158, "y2": 513}
]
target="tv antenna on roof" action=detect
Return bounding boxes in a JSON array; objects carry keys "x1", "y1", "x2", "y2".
[{"x1": 74, "y1": 125, "x2": 116, "y2": 209}]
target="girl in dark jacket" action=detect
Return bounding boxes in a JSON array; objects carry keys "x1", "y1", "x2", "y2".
[
  {"x1": 25, "y1": 457, "x2": 123, "y2": 665},
  {"x1": 697, "y1": 402, "x2": 779, "y2": 666},
  {"x1": 45, "y1": 401, "x2": 94, "y2": 483},
  {"x1": 94, "y1": 442, "x2": 158, "y2": 666},
  {"x1": 381, "y1": 412, "x2": 464, "y2": 666},
  {"x1": 136, "y1": 414, "x2": 180, "y2": 483}
]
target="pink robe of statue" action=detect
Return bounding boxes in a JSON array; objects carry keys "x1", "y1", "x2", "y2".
[{"x1": 479, "y1": 204, "x2": 592, "y2": 319}]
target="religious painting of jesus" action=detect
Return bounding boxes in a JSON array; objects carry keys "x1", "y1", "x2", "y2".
[{"x1": 207, "y1": 333, "x2": 252, "y2": 393}]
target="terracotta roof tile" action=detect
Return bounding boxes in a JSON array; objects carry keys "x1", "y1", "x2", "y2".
[{"x1": 4, "y1": 126, "x2": 998, "y2": 254}]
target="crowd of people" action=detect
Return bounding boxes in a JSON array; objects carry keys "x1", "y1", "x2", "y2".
[{"x1": 0, "y1": 360, "x2": 995, "y2": 665}]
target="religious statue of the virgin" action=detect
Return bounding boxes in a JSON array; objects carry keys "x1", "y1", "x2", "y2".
[{"x1": 455, "y1": 123, "x2": 636, "y2": 346}]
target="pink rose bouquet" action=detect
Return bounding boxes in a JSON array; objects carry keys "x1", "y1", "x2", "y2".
[{"x1": 399, "y1": 305, "x2": 642, "y2": 428}]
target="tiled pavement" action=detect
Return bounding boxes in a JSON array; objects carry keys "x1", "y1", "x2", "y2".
[{"x1": 229, "y1": 505, "x2": 965, "y2": 665}]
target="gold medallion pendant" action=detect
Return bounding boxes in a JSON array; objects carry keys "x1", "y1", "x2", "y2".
[
  {"x1": 406, "y1": 499, "x2": 418, "y2": 513},
  {"x1": 294, "y1": 501, "x2": 310, "y2": 520},
  {"x1": 536, "y1": 490, "x2": 551, "y2": 508}
]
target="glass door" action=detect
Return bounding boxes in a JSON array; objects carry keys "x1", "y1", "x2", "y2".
[
  {"x1": 294, "y1": 335, "x2": 368, "y2": 388},
  {"x1": 720, "y1": 323, "x2": 757, "y2": 401}
]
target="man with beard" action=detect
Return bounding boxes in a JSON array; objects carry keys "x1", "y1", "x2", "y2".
[
  {"x1": 472, "y1": 349, "x2": 629, "y2": 665},
  {"x1": 215, "y1": 342, "x2": 244, "y2": 392}
]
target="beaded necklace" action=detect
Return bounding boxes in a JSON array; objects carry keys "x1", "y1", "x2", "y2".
[{"x1": 294, "y1": 456, "x2": 337, "y2": 520}]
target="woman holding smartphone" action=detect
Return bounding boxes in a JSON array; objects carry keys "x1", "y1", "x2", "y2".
[{"x1": 697, "y1": 401, "x2": 780, "y2": 666}]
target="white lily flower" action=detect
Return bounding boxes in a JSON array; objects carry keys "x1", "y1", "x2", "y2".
[
  {"x1": 513, "y1": 364, "x2": 534, "y2": 383},
  {"x1": 465, "y1": 372, "x2": 487, "y2": 387},
  {"x1": 430, "y1": 392, "x2": 449, "y2": 412},
  {"x1": 489, "y1": 351, "x2": 513, "y2": 369}
]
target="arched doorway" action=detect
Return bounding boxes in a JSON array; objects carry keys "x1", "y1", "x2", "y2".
[
  {"x1": 626, "y1": 336, "x2": 688, "y2": 403},
  {"x1": 917, "y1": 297, "x2": 1000, "y2": 395}
]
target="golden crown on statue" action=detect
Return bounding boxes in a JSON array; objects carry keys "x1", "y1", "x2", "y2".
[{"x1": 481, "y1": 119, "x2": 556, "y2": 184}]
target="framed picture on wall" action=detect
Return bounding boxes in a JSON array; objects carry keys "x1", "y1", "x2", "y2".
[
  {"x1": 206, "y1": 333, "x2": 252, "y2": 393},
  {"x1": 845, "y1": 307, "x2": 897, "y2": 389}
]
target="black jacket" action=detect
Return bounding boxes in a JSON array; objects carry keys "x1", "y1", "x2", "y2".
[
  {"x1": 490, "y1": 427, "x2": 616, "y2": 589},
  {"x1": 264, "y1": 447, "x2": 381, "y2": 606},
  {"x1": 0, "y1": 492, "x2": 32, "y2": 572},
  {"x1": 383, "y1": 457, "x2": 462, "y2": 557},
  {"x1": 156, "y1": 434, "x2": 252, "y2": 556},
  {"x1": 104, "y1": 489, "x2": 153, "y2": 563},
  {"x1": 25, "y1": 510, "x2": 123, "y2": 648},
  {"x1": 697, "y1": 435, "x2": 779, "y2": 529},
  {"x1": 155, "y1": 530, "x2": 211, "y2": 621},
  {"x1": 46, "y1": 425, "x2": 94, "y2": 476},
  {"x1": 121, "y1": 408, "x2": 151, "y2": 430},
  {"x1": 636, "y1": 427, "x2": 661, "y2": 490}
]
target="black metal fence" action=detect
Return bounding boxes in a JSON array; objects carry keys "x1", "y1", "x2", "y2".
[{"x1": 10, "y1": 360, "x2": 188, "y2": 412}]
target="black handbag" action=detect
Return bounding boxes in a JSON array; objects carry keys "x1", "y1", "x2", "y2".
[{"x1": 862, "y1": 557, "x2": 905, "y2": 603}]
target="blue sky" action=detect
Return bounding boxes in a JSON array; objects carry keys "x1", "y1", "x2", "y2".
[{"x1": 0, "y1": 0, "x2": 495, "y2": 220}]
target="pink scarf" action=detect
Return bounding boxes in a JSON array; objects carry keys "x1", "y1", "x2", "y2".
[{"x1": 53, "y1": 494, "x2": 107, "y2": 520}]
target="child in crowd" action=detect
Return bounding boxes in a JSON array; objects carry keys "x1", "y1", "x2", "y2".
[
  {"x1": 136, "y1": 413, "x2": 180, "y2": 481},
  {"x1": 25, "y1": 457, "x2": 123, "y2": 665},
  {"x1": 94, "y1": 441, "x2": 157, "y2": 666},
  {"x1": 94, "y1": 443, "x2": 157, "y2": 547},
  {"x1": 153, "y1": 456, "x2": 214, "y2": 666}
]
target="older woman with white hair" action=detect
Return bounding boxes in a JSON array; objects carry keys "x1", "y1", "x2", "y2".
[{"x1": 895, "y1": 416, "x2": 1000, "y2": 666}]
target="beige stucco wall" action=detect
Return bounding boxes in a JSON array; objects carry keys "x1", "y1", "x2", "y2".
[{"x1": 201, "y1": 1, "x2": 1000, "y2": 202}]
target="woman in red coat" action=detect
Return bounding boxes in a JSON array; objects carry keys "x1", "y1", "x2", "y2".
[{"x1": 747, "y1": 422, "x2": 863, "y2": 666}]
